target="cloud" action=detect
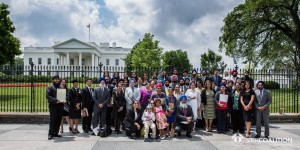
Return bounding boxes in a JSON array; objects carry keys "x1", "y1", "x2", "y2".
[{"x1": 4, "y1": 0, "x2": 243, "y2": 69}]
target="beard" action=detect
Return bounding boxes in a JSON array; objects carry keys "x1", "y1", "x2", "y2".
[
  {"x1": 180, "y1": 102, "x2": 188, "y2": 108},
  {"x1": 99, "y1": 83, "x2": 105, "y2": 88},
  {"x1": 53, "y1": 82, "x2": 60, "y2": 88},
  {"x1": 233, "y1": 75, "x2": 237, "y2": 77}
]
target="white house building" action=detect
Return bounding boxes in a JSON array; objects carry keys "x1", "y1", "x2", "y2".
[{"x1": 23, "y1": 38, "x2": 131, "y2": 77}]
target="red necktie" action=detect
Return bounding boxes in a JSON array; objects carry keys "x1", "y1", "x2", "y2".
[{"x1": 183, "y1": 108, "x2": 187, "y2": 116}]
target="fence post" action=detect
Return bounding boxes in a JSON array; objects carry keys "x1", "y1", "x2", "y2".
[
  {"x1": 30, "y1": 62, "x2": 35, "y2": 113},
  {"x1": 98, "y1": 62, "x2": 103, "y2": 79}
]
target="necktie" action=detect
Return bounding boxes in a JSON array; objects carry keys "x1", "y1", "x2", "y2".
[
  {"x1": 183, "y1": 108, "x2": 187, "y2": 117},
  {"x1": 259, "y1": 90, "x2": 263, "y2": 101}
]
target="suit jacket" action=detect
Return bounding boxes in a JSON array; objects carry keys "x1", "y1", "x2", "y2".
[
  {"x1": 124, "y1": 108, "x2": 143, "y2": 128},
  {"x1": 176, "y1": 105, "x2": 193, "y2": 124},
  {"x1": 200, "y1": 76, "x2": 210, "y2": 84},
  {"x1": 210, "y1": 75, "x2": 222, "y2": 86},
  {"x1": 179, "y1": 85, "x2": 188, "y2": 94},
  {"x1": 92, "y1": 86, "x2": 110, "y2": 111},
  {"x1": 81, "y1": 86, "x2": 94, "y2": 109},
  {"x1": 69, "y1": 87, "x2": 81, "y2": 108},
  {"x1": 254, "y1": 89, "x2": 272, "y2": 109},
  {"x1": 125, "y1": 86, "x2": 141, "y2": 109}
]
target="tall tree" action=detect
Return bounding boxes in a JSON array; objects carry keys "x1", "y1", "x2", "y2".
[
  {"x1": 0, "y1": 3, "x2": 22, "y2": 65},
  {"x1": 219, "y1": 0, "x2": 300, "y2": 73},
  {"x1": 200, "y1": 49, "x2": 227, "y2": 75},
  {"x1": 162, "y1": 49, "x2": 192, "y2": 74},
  {"x1": 124, "y1": 33, "x2": 163, "y2": 69}
]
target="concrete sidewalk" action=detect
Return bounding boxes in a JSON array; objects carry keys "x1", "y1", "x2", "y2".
[{"x1": 0, "y1": 123, "x2": 299, "y2": 150}]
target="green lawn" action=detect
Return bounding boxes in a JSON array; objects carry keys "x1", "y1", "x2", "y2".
[
  {"x1": 0, "y1": 84, "x2": 299, "y2": 113},
  {"x1": 0, "y1": 82, "x2": 100, "y2": 112}
]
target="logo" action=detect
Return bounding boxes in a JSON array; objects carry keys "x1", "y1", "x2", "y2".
[{"x1": 231, "y1": 133, "x2": 244, "y2": 143}]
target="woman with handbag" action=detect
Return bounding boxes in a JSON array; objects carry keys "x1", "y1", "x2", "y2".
[
  {"x1": 59, "y1": 79, "x2": 71, "y2": 133},
  {"x1": 240, "y1": 81, "x2": 255, "y2": 138}
]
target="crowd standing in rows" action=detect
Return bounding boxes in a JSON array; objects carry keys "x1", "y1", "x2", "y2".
[{"x1": 46, "y1": 68, "x2": 272, "y2": 141}]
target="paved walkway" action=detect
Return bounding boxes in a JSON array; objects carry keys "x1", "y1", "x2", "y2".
[{"x1": 0, "y1": 123, "x2": 299, "y2": 150}]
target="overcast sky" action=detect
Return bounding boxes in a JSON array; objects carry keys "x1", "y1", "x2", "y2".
[{"x1": 2, "y1": 0, "x2": 244, "y2": 68}]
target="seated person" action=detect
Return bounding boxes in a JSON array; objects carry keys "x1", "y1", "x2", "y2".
[
  {"x1": 175, "y1": 95, "x2": 194, "y2": 138},
  {"x1": 142, "y1": 104, "x2": 158, "y2": 142},
  {"x1": 124, "y1": 100, "x2": 143, "y2": 139}
]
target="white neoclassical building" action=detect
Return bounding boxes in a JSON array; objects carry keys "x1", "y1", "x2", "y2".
[{"x1": 23, "y1": 38, "x2": 131, "y2": 77}]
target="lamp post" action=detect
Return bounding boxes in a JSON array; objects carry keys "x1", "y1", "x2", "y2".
[
  {"x1": 235, "y1": 65, "x2": 239, "y2": 71},
  {"x1": 29, "y1": 62, "x2": 35, "y2": 112},
  {"x1": 98, "y1": 62, "x2": 103, "y2": 77}
]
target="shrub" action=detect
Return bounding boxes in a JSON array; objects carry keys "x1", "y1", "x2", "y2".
[{"x1": 264, "y1": 81, "x2": 280, "y2": 89}]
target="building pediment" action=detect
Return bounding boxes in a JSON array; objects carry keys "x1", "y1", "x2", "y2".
[{"x1": 52, "y1": 38, "x2": 96, "y2": 49}]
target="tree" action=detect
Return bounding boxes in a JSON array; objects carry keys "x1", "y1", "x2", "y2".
[
  {"x1": 200, "y1": 49, "x2": 227, "y2": 75},
  {"x1": 162, "y1": 49, "x2": 192, "y2": 74},
  {"x1": 219, "y1": 0, "x2": 300, "y2": 72},
  {"x1": 0, "y1": 3, "x2": 22, "y2": 65},
  {"x1": 124, "y1": 33, "x2": 163, "y2": 69}
]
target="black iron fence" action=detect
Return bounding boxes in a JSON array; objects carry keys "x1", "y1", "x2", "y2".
[{"x1": 0, "y1": 65, "x2": 299, "y2": 113}]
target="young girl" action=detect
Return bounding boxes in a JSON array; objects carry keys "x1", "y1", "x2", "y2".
[
  {"x1": 165, "y1": 88, "x2": 176, "y2": 138},
  {"x1": 154, "y1": 98, "x2": 168, "y2": 139}
]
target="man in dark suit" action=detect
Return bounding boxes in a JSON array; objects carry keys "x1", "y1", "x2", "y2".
[
  {"x1": 200, "y1": 70, "x2": 210, "y2": 85},
  {"x1": 92, "y1": 78, "x2": 110, "y2": 136},
  {"x1": 46, "y1": 75, "x2": 64, "y2": 140},
  {"x1": 175, "y1": 95, "x2": 194, "y2": 138},
  {"x1": 211, "y1": 69, "x2": 222, "y2": 87},
  {"x1": 254, "y1": 81, "x2": 272, "y2": 139},
  {"x1": 179, "y1": 78, "x2": 188, "y2": 94},
  {"x1": 81, "y1": 78, "x2": 94, "y2": 133},
  {"x1": 106, "y1": 77, "x2": 118, "y2": 133}
]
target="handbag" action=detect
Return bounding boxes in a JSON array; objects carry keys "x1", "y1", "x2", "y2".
[{"x1": 63, "y1": 102, "x2": 69, "y2": 112}]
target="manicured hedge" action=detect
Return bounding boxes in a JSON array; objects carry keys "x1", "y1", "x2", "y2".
[{"x1": 264, "y1": 81, "x2": 280, "y2": 89}]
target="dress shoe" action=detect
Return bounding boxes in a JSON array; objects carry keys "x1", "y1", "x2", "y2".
[
  {"x1": 91, "y1": 133, "x2": 96, "y2": 136},
  {"x1": 264, "y1": 136, "x2": 269, "y2": 139},
  {"x1": 131, "y1": 133, "x2": 136, "y2": 139},
  {"x1": 53, "y1": 134, "x2": 62, "y2": 138},
  {"x1": 255, "y1": 135, "x2": 261, "y2": 138},
  {"x1": 186, "y1": 134, "x2": 192, "y2": 138},
  {"x1": 84, "y1": 130, "x2": 89, "y2": 133},
  {"x1": 48, "y1": 135, "x2": 53, "y2": 140},
  {"x1": 217, "y1": 131, "x2": 221, "y2": 134},
  {"x1": 233, "y1": 131, "x2": 237, "y2": 134},
  {"x1": 223, "y1": 131, "x2": 226, "y2": 134},
  {"x1": 88, "y1": 128, "x2": 93, "y2": 132}
]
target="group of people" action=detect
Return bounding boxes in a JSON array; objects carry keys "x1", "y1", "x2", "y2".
[{"x1": 46, "y1": 68, "x2": 272, "y2": 142}]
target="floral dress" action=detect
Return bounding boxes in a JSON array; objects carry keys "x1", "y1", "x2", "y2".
[{"x1": 155, "y1": 106, "x2": 169, "y2": 129}]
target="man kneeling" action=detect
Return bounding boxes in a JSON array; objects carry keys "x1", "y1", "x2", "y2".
[
  {"x1": 175, "y1": 95, "x2": 193, "y2": 138},
  {"x1": 142, "y1": 105, "x2": 158, "y2": 142}
]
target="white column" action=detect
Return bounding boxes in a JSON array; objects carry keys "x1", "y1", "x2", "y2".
[
  {"x1": 91, "y1": 53, "x2": 95, "y2": 67},
  {"x1": 79, "y1": 52, "x2": 82, "y2": 67},
  {"x1": 66, "y1": 52, "x2": 70, "y2": 66}
]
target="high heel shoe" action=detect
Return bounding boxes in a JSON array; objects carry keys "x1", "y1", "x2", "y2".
[{"x1": 69, "y1": 127, "x2": 72, "y2": 132}]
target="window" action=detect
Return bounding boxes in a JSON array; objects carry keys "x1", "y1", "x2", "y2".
[
  {"x1": 115, "y1": 59, "x2": 119, "y2": 66},
  {"x1": 70, "y1": 59, "x2": 74, "y2": 65},
  {"x1": 57, "y1": 58, "x2": 59, "y2": 65},
  {"x1": 29, "y1": 58, "x2": 32, "y2": 64},
  {"x1": 82, "y1": 59, "x2": 85, "y2": 65},
  {"x1": 47, "y1": 58, "x2": 51, "y2": 65},
  {"x1": 106, "y1": 59, "x2": 109, "y2": 66},
  {"x1": 38, "y1": 58, "x2": 42, "y2": 65}
]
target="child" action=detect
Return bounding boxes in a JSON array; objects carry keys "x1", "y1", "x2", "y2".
[
  {"x1": 165, "y1": 88, "x2": 177, "y2": 138},
  {"x1": 142, "y1": 105, "x2": 157, "y2": 142},
  {"x1": 154, "y1": 98, "x2": 169, "y2": 139}
]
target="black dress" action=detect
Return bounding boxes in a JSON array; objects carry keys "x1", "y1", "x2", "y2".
[
  {"x1": 113, "y1": 91, "x2": 126, "y2": 119},
  {"x1": 69, "y1": 87, "x2": 82, "y2": 119},
  {"x1": 241, "y1": 89, "x2": 255, "y2": 122}
]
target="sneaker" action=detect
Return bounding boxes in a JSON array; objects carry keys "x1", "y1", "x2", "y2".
[
  {"x1": 160, "y1": 135, "x2": 165, "y2": 140},
  {"x1": 131, "y1": 133, "x2": 136, "y2": 139},
  {"x1": 153, "y1": 137, "x2": 160, "y2": 142},
  {"x1": 144, "y1": 138, "x2": 149, "y2": 142}
]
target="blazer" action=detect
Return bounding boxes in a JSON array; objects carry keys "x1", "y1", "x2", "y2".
[
  {"x1": 92, "y1": 86, "x2": 110, "y2": 110},
  {"x1": 200, "y1": 76, "x2": 210, "y2": 84},
  {"x1": 69, "y1": 87, "x2": 81, "y2": 108},
  {"x1": 176, "y1": 105, "x2": 194, "y2": 124},
  {"x1": 125, "y1": 86, "x2": 141, "y2": 109},
  {"x1": 254, "y1": 89, "x2": 272, "y2": 109},
  {"x1": 81, "y1": 86, "x2": 94, "y2": 109},
  {"x1": 124, "y1": 108, "x2": 143, "y2": 128},
  {"x1": 210, "y1": 75, "x2": 222, "y2": 86}
]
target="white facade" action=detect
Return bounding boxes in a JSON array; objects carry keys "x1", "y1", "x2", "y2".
[{"x1": 23, "y1": 38, "x2": 131, "y2": 77}]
